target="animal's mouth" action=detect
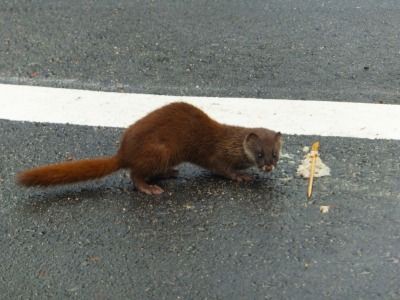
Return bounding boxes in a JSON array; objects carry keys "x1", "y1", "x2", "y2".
[{"x1": 261, "y1": 165, "x2": 274, "y2": 172}]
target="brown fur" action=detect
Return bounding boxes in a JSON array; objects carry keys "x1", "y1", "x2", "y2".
[
  {"x1": 17, "y1": 157, "x2": 120, "y2": 186},
  {"x1": 17, "y1": 102, "x2": 282, "y2": 194}
]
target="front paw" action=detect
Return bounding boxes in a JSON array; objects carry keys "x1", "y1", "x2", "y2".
[{"x1": 233, "y1": 173, "x2": 253, "y2": 182}]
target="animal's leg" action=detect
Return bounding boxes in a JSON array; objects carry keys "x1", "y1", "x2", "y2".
[
  {"x1": 151, "y1": 168, "x2": 179, "y2": 180},
  {"x1": 130, "y1": 171, "x2": 164, "y2": 195},
  {"x1": 210, "y1": 163, "x2": 253, "y2": 182},
  {"x1": 128, "y1": 144, "x2": 174, "y2": 194}
]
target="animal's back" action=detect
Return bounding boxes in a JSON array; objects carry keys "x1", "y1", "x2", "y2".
[
  {"x1": 143, "y1": 102, "x2": 216, "y2": 128},
  {"x1": 118, "y1": 102, "x2": 221, "y2": 165}
]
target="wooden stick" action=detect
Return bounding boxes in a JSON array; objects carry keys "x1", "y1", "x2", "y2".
[{"x1": 307, "y1": 141, "x2": 320, "y2": 199}]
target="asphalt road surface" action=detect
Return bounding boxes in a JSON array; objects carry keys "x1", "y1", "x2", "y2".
[
  {"x1": 1, "y1": 0, "x2": 400, "y2": 299},
  {"x1": 1, "y1": 0, "x2": 400, "y2": 103}
]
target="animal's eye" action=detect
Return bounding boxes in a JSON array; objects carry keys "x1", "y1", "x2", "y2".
[{"x1": 257, "y1": 152, "x2": 263, "y2": 158}]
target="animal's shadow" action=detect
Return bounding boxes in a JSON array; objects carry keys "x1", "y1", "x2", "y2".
[{"x1": 19, "y1": 165, "x2": 285, "y2": 218}]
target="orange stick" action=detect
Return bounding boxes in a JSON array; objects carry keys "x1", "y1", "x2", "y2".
[{"x1": 307, "y1": 141, "x2": 320, "y2": 199}]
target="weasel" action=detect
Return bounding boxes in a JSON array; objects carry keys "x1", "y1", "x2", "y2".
[{"x1": 17, "y1": 102, "x2": 282, "y2": 195}]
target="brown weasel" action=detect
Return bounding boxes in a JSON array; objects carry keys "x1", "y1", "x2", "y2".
[{"x1": 17, "y1": 102, "x2": 282, "y2": 195}]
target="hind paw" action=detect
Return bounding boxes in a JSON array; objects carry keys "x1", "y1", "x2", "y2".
[{"x1": 138, "y1": 183, "x2": 165, "y2": 195}]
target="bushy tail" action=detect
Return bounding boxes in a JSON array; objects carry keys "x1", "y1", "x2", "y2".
[{"x1": 17, "y1": 156, "x2": 121, "y2": 187}]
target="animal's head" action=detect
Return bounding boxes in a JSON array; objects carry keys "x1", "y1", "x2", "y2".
[{"x1": 243, "y1": 129, "x2": 282, "y2": 172}]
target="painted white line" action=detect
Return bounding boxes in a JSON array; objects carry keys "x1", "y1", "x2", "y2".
[{"x1": 0, "y1": 83, "x2": 399, "y2": 140}]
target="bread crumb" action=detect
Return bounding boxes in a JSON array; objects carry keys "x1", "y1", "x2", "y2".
[{"x1": 320, "y1": 205, "x2": 330, "y2": 213}]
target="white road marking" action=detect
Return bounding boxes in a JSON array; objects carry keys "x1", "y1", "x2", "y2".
[{"x1": 0, "y1": 83, "x2": 399, "y2": 140}]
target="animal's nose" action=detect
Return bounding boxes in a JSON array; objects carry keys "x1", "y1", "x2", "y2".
[{"x1": 262, "y1": 165, "x2": 274, "y2": 172}]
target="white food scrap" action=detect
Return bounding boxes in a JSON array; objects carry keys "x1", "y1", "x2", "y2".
[
  {"x1": 302, "y1": 146, "x2": 310, "y2": 153},
  {"x1": 320, "y1": 205, "x2": 330, "y2": 213},
  {"x1": 297, "y1": 151, "x2": 331, "y2": 178}
]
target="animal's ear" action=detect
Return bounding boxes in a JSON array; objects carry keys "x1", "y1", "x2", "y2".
[
  {"x1": 244, "y1": 132, "x2": 262, "y2": 150},
  {"x1": 243, "y1": 133, "x2": 262, "y2": 160},
  {"x1": 275, "y1": 132, "x2": 282, "y2": 140}
]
